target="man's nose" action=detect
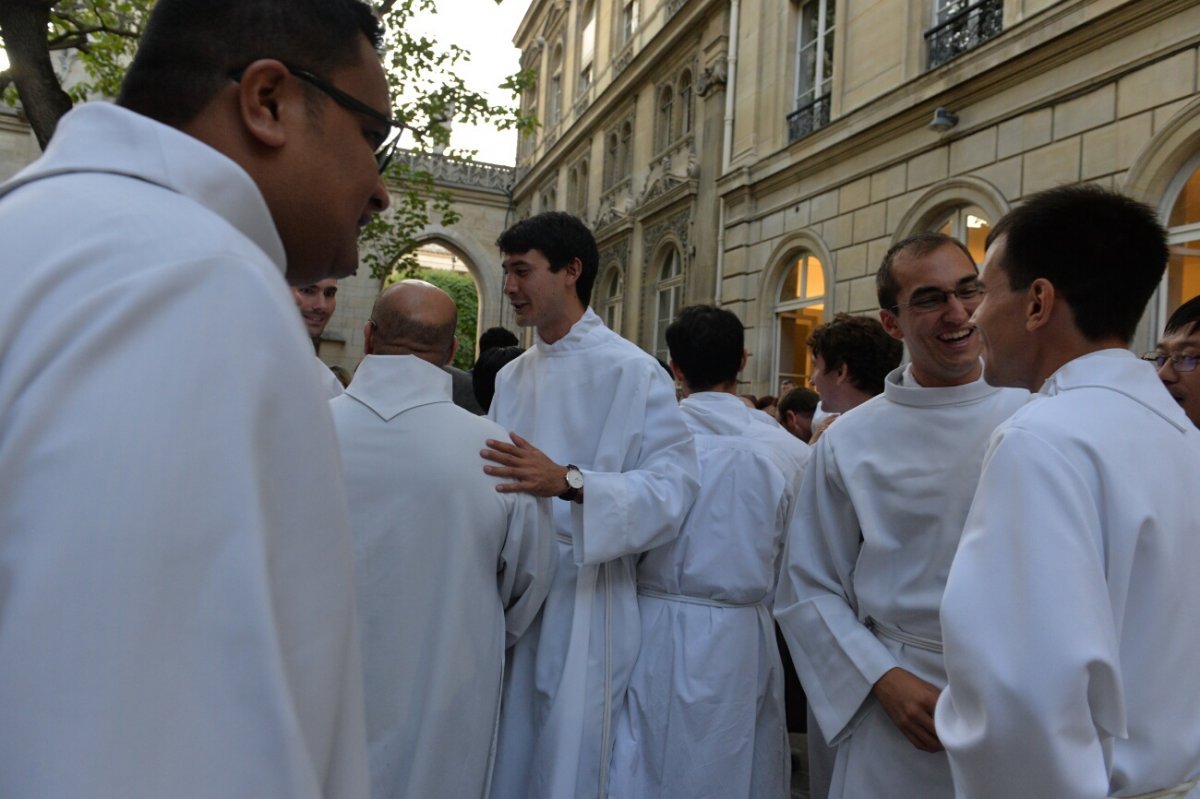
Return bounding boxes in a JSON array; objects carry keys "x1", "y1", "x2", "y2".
[{"x1": 369, "y1": 176, "x2": 391, "y2": 213}]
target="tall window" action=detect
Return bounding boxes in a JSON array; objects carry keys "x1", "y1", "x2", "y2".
[
  {"x1": 620, "y1": 120, "x2": 633, "y2": 177},
  {"x1": 677, "y1": 70, "x2": 694, "y2": 136},
  {"x1": 620, "y1": 0, "x2": 639, "y2": 47},
  {"x1": 549, "y1": 44, "x2": 564, "y2": 127},
  {"x1": 775, "y1": 252, "x2": 826, "y2": 389},
  {"x1": 605, "y1": 131, "x2": 620, "y2": 189},
  {"x1": 578, "y1": 0, "x2": 596, "y2": 94},
  {"x1": 795, "y1": 0, "x2": 834, "y2": 112},
  {"x1": 656, "y1": 85, "x2": 675, "y2": 152},
  {"x1": 934, "y1": 206, "x2": 991, "y2": 265},
  {"x1": 601, "y1": 266, "x2": 624, "y2": 333},
  {"x1": 568, "y1": 159, "x2": 589, "y2": 216},
  {"x1": 1167, "y1": 161, "x2": 1200, "y2": 313},
  {"x1": 654, "y1": 247, "x2": 684, "y2": 362}
]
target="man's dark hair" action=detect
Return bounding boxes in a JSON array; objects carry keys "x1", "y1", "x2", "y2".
[
  {"x1": 472, "y1": 346, "x2": 524, "y2": 412},
  {"x1": 496, "y1": 212, "x2": 600, "y2": 306},
  {"x1": 808, "y1": 313, "x2": 902, "y2": 396},
  {"x1": 986, "y1": 184, "x2": 1169, "y2": 343},
  {"x1": 778, "y1": 386, "x2": 819, "y2": 419},
  {"x1": 877, "y1": 232, "x2": 975, "y2": 310},
  {"x1": 478, "y1": 326, "x2": 520, "y2": 353},
  {"x1": 118, "y1": 0, "x2": 383, "y2": 128},
  {"x1": 665, "y1": 305, "x2": 744, "y2": 392},
  {"x1": 1165, "y1": 294, "x2": 1200, "y2": 336}
]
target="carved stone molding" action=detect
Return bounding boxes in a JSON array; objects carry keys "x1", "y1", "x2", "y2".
[
  {"x1": 696, "y1": 59, "x2": 727, "y2": 98},
  {"x1": 642, "y1": 207, "x2": 692, "y2": 266},
  {"x1": 393, "y1": 151, "x2": 515, "y2": 194}
]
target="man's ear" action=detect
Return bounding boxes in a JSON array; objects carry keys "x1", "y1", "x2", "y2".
[
  {"x1": 879, "y1": 308, "x2": 904, "y2": 341},
  {"x1": 739, "y1": 349, "x2": 749, "y2": 373},
  {"x1": 363, "y1": 321, "x2": 375, "y2": 355},
  {"x1": 444, "y1": 336, "x2": 458, "y2": 367},
  {"x1": 562, "y1": 257, "x2": 582, "y2": 288},
  {"x1": 669, "y1": 358, "x2": 686, "y2": 385},
  {"x1": 834, "y1": 362, "x2": 851, "y2": 385},
  {"x1": 1026, "y1": 278, "x2": 1055, "y2": 332},
  {"x1": 235, "y1": 59, "x2": 293, "y2": 150}
]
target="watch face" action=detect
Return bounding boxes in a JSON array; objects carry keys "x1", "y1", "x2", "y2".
[{"x1": 566, "y1": 467, "x2": 584, "y2": 489}]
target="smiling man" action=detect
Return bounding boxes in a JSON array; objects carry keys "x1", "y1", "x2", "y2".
[
  {"x1": 481, "y1": 211, "x2": 699, "y2": 799},
  {"x1": 936, "y1": 185, "x2": 1200, "y2": 799},
  {"x1": 0, "y1": 1, "x2": 393, "y2": 795},
  {"x1": 293, "y1": 278, "x2": 345, "y2": 396},
  {"x1": 775, "y1": 232, "x2": 1027, "y2": 799},
  {"x1": 1148, "y1": 294, "x2": 1200, "y2": 428}
]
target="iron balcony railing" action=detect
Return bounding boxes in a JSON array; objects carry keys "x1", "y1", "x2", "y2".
[
  {"x1": 787, "y1": 94, "x2": 832, "y2": 143},
  {"x1": 925, "y1": 0, "x2": 1002, "y2": 69}
]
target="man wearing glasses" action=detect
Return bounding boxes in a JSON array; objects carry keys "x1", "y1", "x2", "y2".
[
  {"x1": 775, "y1": 232, "x2": 1027, "y2": 799},
  {"x1": 0, "y1": 0, "x2": 395, "y2": 795},
  {"x1": 936, "y1": 185, "x2": 1200, "y2": 798},
  {"x1": 1146, "y1": 294, "x2": 1200, "y2": 428}
]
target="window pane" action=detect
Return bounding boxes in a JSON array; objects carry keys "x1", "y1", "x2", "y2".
[
  {"x1": 805, "y1": 255, "x2": 825, "y2": 298},
  {"x1": 777, "y1": 304, "x2": 825, "y2": 386},
  {"x1": 1170, "y1": 166, "x2": 1200, "y2": 228},
  {"x1": 779, "y1": 259, "x2": 801, "y2": 301},
  {"x1": 1168, "y1": 240, "x2": 1200, "y2": 312}
]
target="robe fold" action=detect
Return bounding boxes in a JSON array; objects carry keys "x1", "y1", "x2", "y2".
[
  {"x1": 331, "y1": 355, "x2": 555, "y2": 799},
  {"x1": 487, "y1": 309, "x2": 699, "y2": 799},
  {"x1": 936, "y1": 350, "x2": 1200, "y2": 799},
  {"x1": 0, "y1": 103, "x2": 367, "y2": 797},
  {"x1": 775, "y1": 365, "x2": 1026, "y2": 799},
  {"x1": 609, "y1": 391, "x2": 810, "y2": 799}
]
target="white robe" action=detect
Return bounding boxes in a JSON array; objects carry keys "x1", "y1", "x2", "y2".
[
  {"x1": 0, "y1": 103, "x2": 367, "y2": 797},
  {"x1": 487, "y1": 309, "x2": 700, "y2": 799},
  {"x1": 331, "y1": 355, "x2": 555, "y2": 799},
  {"x1": 774, "y1": 366, "x2": 1027, "y2": 799},
  {"x1": 609, "y1": 391, "x2": 810, "y2": 799},
  {"x1": 936, "y1": 350, "x2": 1200, "y2": 799}
]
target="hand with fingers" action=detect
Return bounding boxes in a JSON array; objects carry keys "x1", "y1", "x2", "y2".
[
  {"x1": 482, "y1": 432, "x2": 571, "y2": 498},
  {"x1": 872, "y1": 667, "x2": 944, "y2": 752}
]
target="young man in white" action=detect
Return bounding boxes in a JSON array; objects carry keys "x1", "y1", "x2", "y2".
[
  {"x1": 775, "y1": 233, "x2": 1027, "y2": 799},
  {"x1": 481, "y1": 212, "x2": 699, "y2": 799},
  {"x1": 609, "y1": 305, "x2": 810, "y2": 799},
  {"x1": 936, "y1": 185, "x2": 1200, "y2": 799},
  {"x1": 332, "y1": 280, "x2": 554, "y2": 799}
]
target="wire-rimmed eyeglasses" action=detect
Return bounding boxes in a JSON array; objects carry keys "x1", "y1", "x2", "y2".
[
  {"x1": 1141, "y1": 352, "x2": 1199, "y2": 373},
  {"x1": 230, "y1": 64, "x2": 404, "y2": 173},
  {"x1": 890, "y1": 281, "x2": 986, "y2": 314}
]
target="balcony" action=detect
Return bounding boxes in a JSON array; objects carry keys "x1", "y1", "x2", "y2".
[
  {"x1": 787, "y1": 94, "x2": 831, "y2": 144},
  {"x1": 925, "y1": 0, "x2": 1002, "y2": 69}
]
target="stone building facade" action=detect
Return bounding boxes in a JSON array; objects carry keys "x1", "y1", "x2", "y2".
[{"x1": 512, "y1": 0, "x2": 1200, "y2": 393}]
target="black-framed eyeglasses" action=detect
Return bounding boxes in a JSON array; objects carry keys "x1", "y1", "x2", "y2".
[
  {"x1": 230, "y1": 64, "x2": 404, "y2": 173},
  {"x1": 1141, "y1": 352, "x2": 1199, "y2": 373},
  {"x1": 891, "y1": 281, "x2": 986, "y2": 314}
]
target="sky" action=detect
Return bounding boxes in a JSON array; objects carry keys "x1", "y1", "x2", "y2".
[{"x1": 403, "y1": 0, "x2": 533, "y2": 166}]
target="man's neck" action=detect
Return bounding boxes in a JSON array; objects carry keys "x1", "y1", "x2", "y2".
[{"x1": 537, "y1": 306, "x2": 586, "y2": 345}]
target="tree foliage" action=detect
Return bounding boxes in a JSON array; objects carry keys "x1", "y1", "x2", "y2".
[{"x1": 0, "y1": 0, "x2": 534, "y2": 279}]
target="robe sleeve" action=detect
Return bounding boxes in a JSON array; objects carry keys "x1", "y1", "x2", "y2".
[
  {"x1": 773, "y1": 433, "x2": 899, "y2": 745},
  {"x1": 935, "y1": 426, "x2": 1123, "y2": 799},
  {"x1": 499, "y1": 492, "x2": 557, "y2": 647},
  {"x1": 572, "y1": 366, "x2": 699, "y2": 566}
]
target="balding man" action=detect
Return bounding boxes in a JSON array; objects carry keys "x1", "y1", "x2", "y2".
[{"x1": 330, "y1": 280, "x2": 555, "y2": 799}]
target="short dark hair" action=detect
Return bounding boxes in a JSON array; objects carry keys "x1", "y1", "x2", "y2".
[
  {"x1": 478, "y1": 326, "x2": 519, "y2": 353},
  {"x1": 1165, "y1": 295, "x2": 1200, "y2": 336},
  {"x1": 877, "y1": 232, "x2": 975, "y2": 310},
  {"x1": 986, "y1": 184, "x2": 1169, "y2": 343},
  {"x1": 778, "y1": 386, "x2": 819, "y2": 418},
  {"x1": 665, "y1": 305, "x2": 744, "y2": 392},
  {"x1": 472, "y1": 346, "x2": 524, "y2": 412},
  {"x1": 808, "y1": 313, "x2": 903, "y2": 396},
  {"x1": 496, "y1": 212, "x2": 600, "y2": 306},
  {"x1": 118, "y1": 0, "x2": 383, "y2": 128}
]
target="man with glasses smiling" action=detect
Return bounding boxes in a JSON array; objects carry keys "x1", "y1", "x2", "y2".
[
  {"x1": 775, "y1": 232, "x2": 1027, "y2": 799},
  {"x1": 1146, "y1": 294, "x2": 1200, "y2": 428},
  {"x1": 0, "y1": 1, "x2": 394, "y2": 796}
]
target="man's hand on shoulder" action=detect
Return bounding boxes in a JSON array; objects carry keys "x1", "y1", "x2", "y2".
[
  {"x1": 483, "y1": 433, "x2": 573, "y2": 498},
  {"x1": 872, "y1": 667, "x2": 943, "y2": 753}
]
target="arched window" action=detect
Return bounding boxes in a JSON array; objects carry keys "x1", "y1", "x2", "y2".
[
  {"x1": 677, "y1": 70, "x2": 693, "y2": 136},
  {"x1": 1166, "y1": 159, "x2": 1200, "y2": 313},
  {"x1": 605, "y1": 131, "x2": 620, "y2": 189},
  {"x1": 568, "y1": 159, "x2": 589, "y2": 216},
  {"x1": 620, "y1": 0, "x2": 639, "y2": 47},
  {"x1": 656, "y1": 86, "x2": 674, "y2": 152},
  {"x1": 654, "y1": 247, "x2": 685, "y2": 362},
  {"x1": 578, "y1": 0, "x2": 596, "y2": 94},
  {"x1": 774, "y1": 252, "x2": 827, "y2": 389},
  {"x1": 601, "y1": 266, "x2": 624, "y2": 333},
  {"x1": 934, "y1": 205, "x2": 990, "y2": 264},
  {"x1": 549, "y1": 44, "x2": 564, "y2": 127}
]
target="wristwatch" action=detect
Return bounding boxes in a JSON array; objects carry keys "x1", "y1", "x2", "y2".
[{"x1": 559, "y1": 464, "x2": 584, "y2": 502}]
